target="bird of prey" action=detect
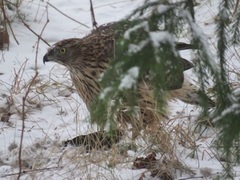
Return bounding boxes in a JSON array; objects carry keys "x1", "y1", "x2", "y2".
[{"x1": 43, "y1": 21, "x2": 214, "y2": 148}]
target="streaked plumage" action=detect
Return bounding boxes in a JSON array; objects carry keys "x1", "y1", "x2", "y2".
[{"x1": 43, "y1": 21, "x2": 214, "y2": 140}]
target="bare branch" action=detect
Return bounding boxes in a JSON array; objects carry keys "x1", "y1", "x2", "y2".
[
  {"x1": 3, "y1": 166, "x2": 63, "y2": 178},
  {"x1": 16, "y1": 9, "x2": 50, "y2": 46},
  {"x1": 47, "y1": 2, "x2": 90, "y2": 29},
  {"x1": 15, "y1": 4, "x2": 50, "y2": 179},
  {"x1": 17, "y1": 70, "x2": 39, "y2": 180},
  {"x1": 89, "y1": 0, "x2": 98, "y2": 29},
  {"x1": 34, "y1": 5, "x2": 49, "y2": 70},
  {"x1": 0, "y1": 0, "x2": 19, "y2": 45}
]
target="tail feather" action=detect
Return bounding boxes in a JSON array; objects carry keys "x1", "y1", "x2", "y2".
[{"x1": 168, "y1": 78, "x2": 215, "y2": 107}]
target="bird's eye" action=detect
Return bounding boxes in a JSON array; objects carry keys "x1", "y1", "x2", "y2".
[{"x1": 59, "y1": 48, "x2": 67, "y2": 54}]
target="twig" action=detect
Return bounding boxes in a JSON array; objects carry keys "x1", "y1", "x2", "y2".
[
  {"x1": 34, "y1": 5, "x2": 49, "y2": 70},
  {"x1": 47, "y1": 2, "x2": 90, "y2": 29},
  {"x1": 16, "y1": 10, "x2": 50, "y2": 46},
  {"x1": 205, "y1": 143, "x2": 232, "y2": 176},
  {"x1": 0, "y1": 0, "x2": 19, "y2": 45},
  {"x1": 17, "y1": 71, "x2": 39, "y2": 180},
  {"x1": 89, "y1": 0, "x2": 98, "y2": 29},
  {"x1": 177, "y1": 176, "x2": 203, "y2": 180},
  {"x1": 2, "y1": 166, "x2": 63, "y2": 178},
  {"x1": 16, "y1": 4, "x2": 49, "y2": 178},
  {"x1": 233, "y1": 0, "x2": 240, "y2": 15},
  {"x1": 12, "y1": 59, "x2": 28, "y2": 93}
]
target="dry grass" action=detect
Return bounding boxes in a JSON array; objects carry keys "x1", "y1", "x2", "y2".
[
  {"x1": 1, "y1": 1, "x2": 240, "y2": 179},
  {"x1": 0, "y1": 70, "x2": 218, "y2": 178}
]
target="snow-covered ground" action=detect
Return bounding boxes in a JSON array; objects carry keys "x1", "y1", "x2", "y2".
[{"x1": 0, "y1": 0, "x2": 240, "y2": 179}]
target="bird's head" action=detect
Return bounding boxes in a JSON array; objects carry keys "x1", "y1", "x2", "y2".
[{"x1": 43, "y1": 38, "x2": 82, "y2": 66}]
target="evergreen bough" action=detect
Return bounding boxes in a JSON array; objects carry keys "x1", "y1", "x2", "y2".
[{"x1": 92, "y1": 0, "x2": 240, "y2": 177}]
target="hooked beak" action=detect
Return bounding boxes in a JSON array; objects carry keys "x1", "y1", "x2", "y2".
[{"x1": 43, "y1": 54, "x2": 49, "y2": 65}]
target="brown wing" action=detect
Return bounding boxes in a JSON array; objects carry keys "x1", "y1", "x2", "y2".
[{"x1": 91, "y1": 21, "x2": 194, "y2": 72}]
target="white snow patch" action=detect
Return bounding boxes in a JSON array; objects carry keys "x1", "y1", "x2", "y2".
[
  {"x1": 157, "y1": 4, "x2": 171, "y2": 14},
  {"x1": 0, "y1": 0, "x2": 240, "y2": 179},
  {"x1": 128, "y1": 40, "x2": 149, "y2": 53},
  {"x1": 124, "y1": 21, "x2": 149, "y2": 39},
  {"x1": 149, "y1": 31, "x2": 174, "y2": 48},
  {"x1": 179, "y1": 10, "x2": 219, "y2": 73},
  {"x1": 119, "y1": 67, "x2": 139, "y2": 90},
  {"x1": 99, "y1": 87, "x2": 113, "y2": 99},
  {"x1": 0, "y1": 165, "x2": 12, "y2": 175}
]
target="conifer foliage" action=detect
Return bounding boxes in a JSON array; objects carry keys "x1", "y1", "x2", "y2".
[
  {"x1": 92, "y1": 0, "x2": 240, "y2": 177},
  {"x1": 92, "y1": 0, "x2": 196, "y2": 128}
]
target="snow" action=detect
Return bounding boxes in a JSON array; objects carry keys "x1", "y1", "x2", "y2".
[
  {"x1": 0, "y1": 0, "x2": 240, "y2": 179},
  {"x1": 128, "y1": 40, "x2": 149, "y2": 53},
  {"x1": 99, "y1": 87, "x2": 113, "y2": 99},
  {"x1": 157, "y1": 4, "x2": 171, "y2": 14},
  {"x1": 119, "y1": 67, "x2": 139, "y2": 90},
  {"x1": 124, "y1": 21, "x2": 149, "y2": 39},
  {"x1": 149, "y1": 31, "x2": 174, "y2": 48},
  {"x1": 179, "y1": 9, "x2": 219, "y2": 72}
]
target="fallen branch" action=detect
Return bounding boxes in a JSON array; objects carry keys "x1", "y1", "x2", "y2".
[{"x1": 2, "y1": 166, "x2": 63, "y2": 178}]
